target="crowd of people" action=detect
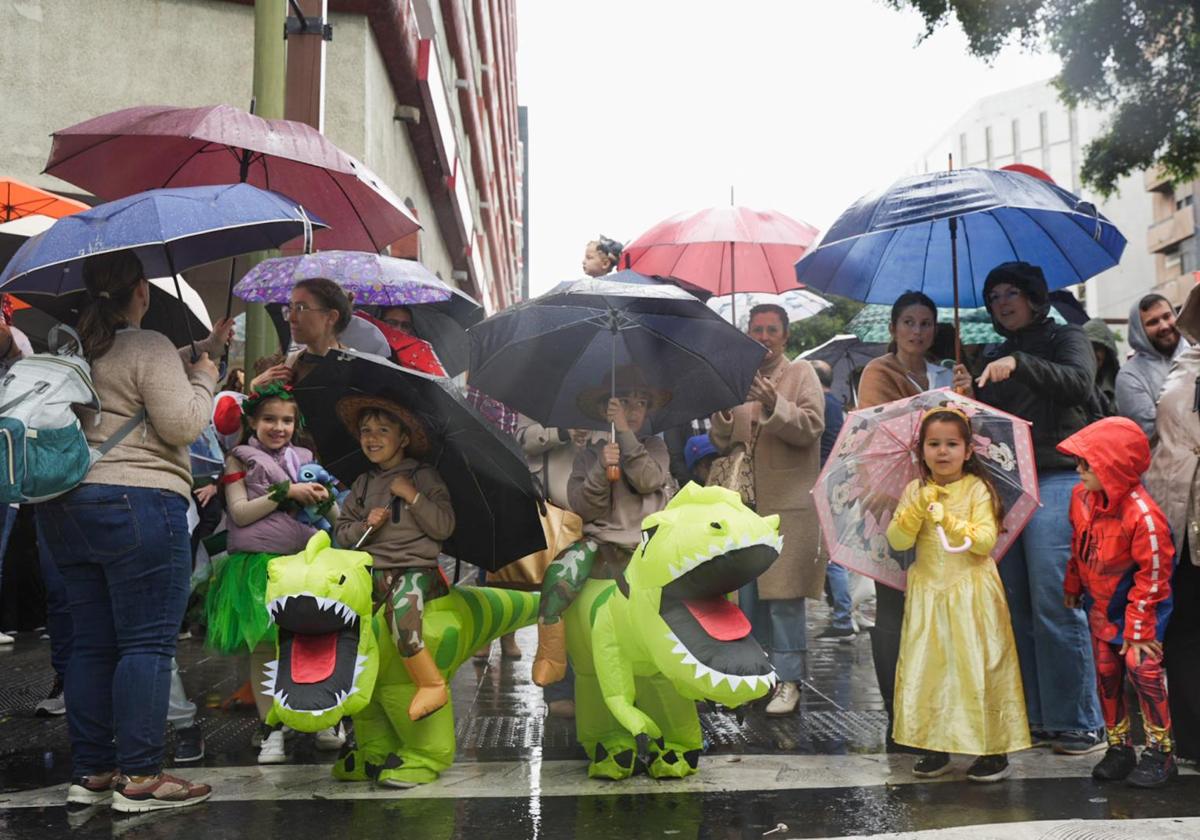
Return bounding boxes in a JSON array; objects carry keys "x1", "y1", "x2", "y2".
[{"x1": 0, "y1": 232, "x2": 1197, "y2": 811}]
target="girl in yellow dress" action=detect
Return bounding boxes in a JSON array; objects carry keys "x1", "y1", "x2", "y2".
[{"x1": 886, "y1": 407, "x2": 1030, "y2": 782}]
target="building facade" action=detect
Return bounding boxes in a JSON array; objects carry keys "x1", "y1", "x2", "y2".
[
  {"x1": 0, "y1": 0, "x2": 525, "y2": 314},
  {"x1": 1144, "y1": 169, "x2": 1199, "y2": 307}
]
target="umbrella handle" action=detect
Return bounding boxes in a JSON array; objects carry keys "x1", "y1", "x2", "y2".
[
  {"x1": 354, "y1": 526, "x2": 375, "y2": 550},
  {"x1": 935, "y1": 524, "x2": 973, "y2": 555},
  {"x1": 607, "y1": 421, "x2": 621, "y2": 483}
]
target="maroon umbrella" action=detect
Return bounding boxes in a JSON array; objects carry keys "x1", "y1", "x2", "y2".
[{"x1": 44, "y1": 104, "x2": 420, "y2": 254}]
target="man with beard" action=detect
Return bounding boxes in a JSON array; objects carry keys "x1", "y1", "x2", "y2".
[{"x1": 1116, "y1": 294, "x2": 1189, "y2": 439}]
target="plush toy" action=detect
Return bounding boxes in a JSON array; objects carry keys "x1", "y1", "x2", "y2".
[
  {"x1": 263, "y1": 531, "x2": 540, "y2": 788},
  {"x1": 563, "y1": 483, "x2": 782, "y2": 780},
  {"x1": 294, "y1": 462, "x2": 346, "y2": 532}
]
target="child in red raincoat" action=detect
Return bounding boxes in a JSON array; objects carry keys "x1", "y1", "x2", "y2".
[{"x1": 1058, "y1": 416, "x2": 1177, "y2": 788}]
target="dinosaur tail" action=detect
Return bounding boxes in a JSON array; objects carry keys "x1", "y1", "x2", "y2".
[{"x1": 433, "y1": 586, "x2": 540, "y2": 672}]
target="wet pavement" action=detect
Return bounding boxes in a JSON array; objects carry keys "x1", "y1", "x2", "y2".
[{"x1": 1, "y1": 600, "x2": 1197, "y2": 838}]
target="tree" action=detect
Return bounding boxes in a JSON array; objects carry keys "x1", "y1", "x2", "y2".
[
  {"x1": 887, "y1": 0, "x2": 1200, "y2": 195},
  {"x1": 787, "y1": 295, "x2": 864, "y2": 357}
]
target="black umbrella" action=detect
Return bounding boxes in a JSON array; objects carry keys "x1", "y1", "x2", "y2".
[
  {"x1": 291, "y1": 351, "x2": 546, "y2": 572},
  {"x1": 467, "y1": 277, "x2": 765, "y2": 434}
]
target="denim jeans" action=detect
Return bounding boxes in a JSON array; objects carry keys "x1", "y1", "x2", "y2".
[
  {"x1": 999, "y1": 469, "x2": 1102, "y2": 733},
  {"x1": 36, "y1": 530, "x2": 74, "y2": 677},
  {"x1": 0, "y1": 504, "x2": 15, "y2": 611},
  {"x1": 738, "y1": 580, "x2": 806, "y2": 683},
  {"x1": 36, "y1": 484, "x2": 191, "y2": 777},
  {"x1": 825, "y1": 562, "x2": 854, "y2": 631}
]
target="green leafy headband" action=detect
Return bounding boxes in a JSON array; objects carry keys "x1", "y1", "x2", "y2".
[{"x1": 241, "y1": 381, "x2": 306, "y2": 429}]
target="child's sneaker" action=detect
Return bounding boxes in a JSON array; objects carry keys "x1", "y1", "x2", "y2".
[
  {"x1": 966, "y1": 754, "x2": 1011, "y2": 782},
  {"x1": 912, "y1": 751, "x2": 951, "y2": 778},
  {"x1": 257, "y1": 728, "x2": 287, "y2": 764},
  {"x1": 173, "y1": 724, "x2": 205, "y2": 764},
  {"x1": 111, "y1": 772, "x2": 211, "y2": 813},
  {"x1": 1052, "y1": 728, "x2": 1106, "y2": 755},
  {"x1": 1126, "y1": 748, "x2": 1178, "y2": 788},
  {"x1": 1091, "y1": 744, "x2": 1137, "y2": 781},
  {"x1": 314, "y1": 721, "x2": 346, "y2": 751},
  {"x1": 34, "y1": 676, "x2": 66, "y2": 717},
  {"x1": 66, "y1": 770, "x2": 118, "y2": 805}
]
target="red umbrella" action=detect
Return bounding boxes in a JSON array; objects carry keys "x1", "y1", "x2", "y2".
[
  {"x1": 44, "y1": 104, "x2": 419, "y2": 254},
  {"x1": 621, "y1": 206, "x2": 820, "y2": 298}
]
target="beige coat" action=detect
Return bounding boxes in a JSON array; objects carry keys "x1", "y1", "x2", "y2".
[
  {"x1": 710, "y1": 353, "x2": 826, "y2": 600},
  {"x1": 515, "y1": 416, "x2": 604, "y2": 510}
]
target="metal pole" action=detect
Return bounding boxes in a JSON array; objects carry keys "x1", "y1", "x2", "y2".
[{"x1": 948, "y1": 153, "x2": 962, "y2": 367}]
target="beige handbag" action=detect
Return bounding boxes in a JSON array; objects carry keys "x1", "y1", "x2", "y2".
[{"x1": 707, "y1": 424, "x2": 760, "y2": 508}]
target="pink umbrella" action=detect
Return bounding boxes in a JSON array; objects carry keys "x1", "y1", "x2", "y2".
[
  {"x1": 44, "y1": 104, "x2": 419, "y2": 254},
  {"x1": 620, "y1": 206, "x2": 820, "y2": 299}
]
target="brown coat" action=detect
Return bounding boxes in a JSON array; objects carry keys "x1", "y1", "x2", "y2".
[
  {"x1": 568, "y1": 431, "x2": 675, "y2": 549},
  {"x1": 858, "y1": 352, "x2": 942, "y2": 408},
  {"x1": 710, "y1": 353, "x2": 826, "y2": 600}
]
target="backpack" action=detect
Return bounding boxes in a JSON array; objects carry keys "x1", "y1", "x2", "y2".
[{"x1": 0, "y1": 326, "x2": 144, "y2": 503}]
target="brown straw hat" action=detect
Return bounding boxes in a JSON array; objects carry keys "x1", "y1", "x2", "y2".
[
  {"x1": 335, "y1": 395, "x2": 430, "y2": 458},
  {"x1": 575, "y1": 365, "x2": 672, "y2": 422}
]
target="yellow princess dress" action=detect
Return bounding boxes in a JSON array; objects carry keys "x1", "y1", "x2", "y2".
[{"x1": 886, "y1": 475, "x2": 1030, "y2": 755}]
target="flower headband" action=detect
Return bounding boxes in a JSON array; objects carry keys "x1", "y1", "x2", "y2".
[{"x1": 241, "y1": 381, "x2": 305, "y2": 429}]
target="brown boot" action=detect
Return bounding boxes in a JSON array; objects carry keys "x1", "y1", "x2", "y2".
[
  {"x1": 501, "y1": 632, "x2": 522, "y2": 660},
  {"x1": 532, "y1": 620, "x2": 568, "y2": 687},
  {"x1": 401, "y1": 648, "x2": 449, "y2": 721}
]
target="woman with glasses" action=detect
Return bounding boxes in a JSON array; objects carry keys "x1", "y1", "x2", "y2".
[{"x1": 249, "y1": 278, "x2": 352, "y2": 391}]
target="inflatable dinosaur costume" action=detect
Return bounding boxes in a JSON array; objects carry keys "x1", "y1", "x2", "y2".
[
  {"x1": 565, "y1": 484, "x2": 783, "y2": 779},
  {"x1": 261, "y1": 531, "x2": 539, "y2": 787}
]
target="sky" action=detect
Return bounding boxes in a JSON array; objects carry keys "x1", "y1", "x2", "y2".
[{"x1": 515, "y1": 0, "x2": 1063, "y2": 294}]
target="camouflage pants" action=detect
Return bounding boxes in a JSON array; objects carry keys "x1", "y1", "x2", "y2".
[
  {"x1": 373, "y1": 568, "x2": 447, "y2": 657},
  {"x1": 538, "y1": 539, "x2": 598, "y2": 625}
]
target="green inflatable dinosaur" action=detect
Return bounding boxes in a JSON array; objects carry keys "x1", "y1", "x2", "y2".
[
  {"x1": 564, "y1": 483, "x2": 782, "y2": 780},
  {"x1": 262, "y1": 531, "x2": 539, "y2": 787}
]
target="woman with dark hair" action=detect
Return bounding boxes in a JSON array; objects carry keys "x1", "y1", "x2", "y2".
[
  {"x1": 33, "y1": 249, "x2": 228, "y2": 812},
  {"x1": 249, "y1": 277, "x2": 353, "y2": 390}
]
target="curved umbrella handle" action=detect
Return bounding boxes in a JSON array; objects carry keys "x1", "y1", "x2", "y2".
[{"x1": 935, "y1": 524, "x2": 973, "y2": 555}]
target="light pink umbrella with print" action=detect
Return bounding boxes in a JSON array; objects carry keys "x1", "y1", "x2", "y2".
[{"x1": 813, "y1": 389, "x2": 1039, "y2": 591}]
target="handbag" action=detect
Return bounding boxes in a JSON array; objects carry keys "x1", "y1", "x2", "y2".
[{"x1": 707, "y1": 424, "x2": 761, "y2": 508}]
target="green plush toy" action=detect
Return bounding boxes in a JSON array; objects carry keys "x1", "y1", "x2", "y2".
[
  {"x1": 564, "y1": 483, "x2": 782, "y2": 780},
  {"x1": 263, "y1": 531, "x2": 539, "y2": 788}
]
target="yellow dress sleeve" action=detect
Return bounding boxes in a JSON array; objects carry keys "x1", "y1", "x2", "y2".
[
  {"x1": 940, "y1": 477, "x2": 999, "y2": 556},
  {"x1": 886, "y1": 479, "x2": 925, "y2": 551}
]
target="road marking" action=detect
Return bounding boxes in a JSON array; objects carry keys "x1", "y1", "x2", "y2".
[{"x1": 813, "y1": 817, "x2": 1200, "y2": 840}]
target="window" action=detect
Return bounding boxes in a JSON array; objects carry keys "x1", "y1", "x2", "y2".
[
  {"x1": 1177, "y1": 194, "x2": 1194, "y2": 211},
  {"x1": 1164, "y1": 244, "x2": 1182, "y2": 272}
]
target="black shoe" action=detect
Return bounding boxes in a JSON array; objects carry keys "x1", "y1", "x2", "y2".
[
  {"x1": 1091, "y1": 744, "x2": 1136, "y2": 781},
  {"x1": 816, "y1": 626, "x2": 855, "y2": 641},
  {"x1": 912, "y1": 751, "x2": 951, "y2": 778},
  {"x1": 35, "y1": 676, "x2": 66, "y2": 717},
  {"x1": 173, "y1": 724, "x2": 205, "y2": 764},
  {"x1": 966, "y1": 754, "x2": 1011, "y2": 782},
  {"x1": 1126, "y1": 748, "x2": 1178, "y2": 788}
]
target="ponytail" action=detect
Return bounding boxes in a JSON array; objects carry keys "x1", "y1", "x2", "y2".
[{"x1": 77, "y1": 251, "x2": 145, "y2": 361}]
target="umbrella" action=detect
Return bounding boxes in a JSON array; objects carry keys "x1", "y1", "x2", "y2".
[
  {"x1": 45, "y1": 104, "x2": 420, "y2": 254},
  {"x1": 1, "y1": 215, "x2": 57, "y2": 271},
  {"x1": 707, "y1": 289, "x2": 831, "y2": 332},
  {"x1": 0, "y1": 178, "x2": 89, "y2": 222},
  {"x1": 467, "y1": 276, "x2": 766, "y2": 434},
  {"x1": 544, "y1": 269, "x2": 713, "y2": 302},
  {"x1": 845, "y1": 304, "x2": 1068, "y2": 345},
  {"x1": 355, "y1": 311, "x2": 449, "y2": 376},
  {"x1": 812, "y1": 389, "x2": 1039, "y2": 591},
  {"x1": 291, "y1": 351, "x2": 546, "y2": 572},
  {"x1": 798, "y1": 334, "x2": 887, "y2": 409}
]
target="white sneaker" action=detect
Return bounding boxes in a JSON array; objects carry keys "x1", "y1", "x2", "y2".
[
  {"x1": 765, "y1": 681, "x2": 800, "y2": 716},
  {"x1": 314, "y1": 721, "x2": 346, "y2": 751},
  {"x1": 0, "y1": 631, "x2": 13, "y2": 645},
  {"x1": 257, "y1": 729, "x2": 287, "y2": 764}
]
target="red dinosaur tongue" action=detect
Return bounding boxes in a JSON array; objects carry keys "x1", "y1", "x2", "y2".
[
  {"x1": 684, "y1": 597, "x2": 751, "y2": 641},
  {"x1": 291, "y1": 632, "x2": 338, "y2": 684}
]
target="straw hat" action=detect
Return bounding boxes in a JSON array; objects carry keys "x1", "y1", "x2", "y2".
[
  {"x1": 575, "y1": 365, "x2": 671, "y2": 422},
  {"x1": 335, "y1": 395, "x2": 430, "y2": 458}
]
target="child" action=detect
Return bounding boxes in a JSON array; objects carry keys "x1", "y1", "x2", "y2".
[
  {"x1": 333, "y1": 396, "x2": 455, "y2": 722},
  {"x1": 206, "y1": 382, "x2": 337, "y2": 763},
  {"x1": 886, "y1": 407, "x2": 1029, "y2": 782},
  {"x1": 532, "y1": 366, "x2": 676, "y2": 686},
  {"x1": 684, "y1": 433, "x2": 719, "y2": 486},
  {"x1": 1058, "y1": 416, "x2": 1177, "y2": 788}
]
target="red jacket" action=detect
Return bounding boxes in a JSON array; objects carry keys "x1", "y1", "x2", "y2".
[{"x1": 1057, "y1": 417, "x2": 1175, "y2": 643}]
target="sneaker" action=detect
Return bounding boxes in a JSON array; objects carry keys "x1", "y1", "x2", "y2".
[
  {"x1": 177, "y1": 630, "x2": 192, "y2": 641},
  {"x1": 35, "y1": 676, "x2": 66, "y2": 717},
  {"x1": 112, "y1": 772, "x2": 212, "y2": 813},
  {"x1": 314, "y1": 721, "x2": 346, "y2": 751},
  {"x1": 1092, "y1": 744, "x2": 1137, "y2": 781},
  {"x1": 173, "y1": 724, "x2": 205, "y2": 764},
  {"x1": 816, "y1": 626, "x2": 855, "y2": 641},
  {"x1": 966, "y1": 754, "x2": 1011, "y2": 783},
  {"x1": 66, "y1": 770, "x2": 118, "y2": 805},
  {"x1": 0, "y1": 631, "x2": 12, "y2": 645},
  {"x1": 1127, "y1": 748, "x2": 1178, "y2": 788},
  {"x1": 257, "y1": 728, "x2": 287, "y2": 764},
  {"x1": 1030, "y1": 729, "x2": 1056, "y2": 748},
  {"x1": 913, "y1": 751, "x2": 952, "y2": 778},
  {"x1": 765, "y1": 681, "x2": 800, "y2": 716},
  {"x1": 1053, "y1": 728, "x2": 1106, "y2": 755}
]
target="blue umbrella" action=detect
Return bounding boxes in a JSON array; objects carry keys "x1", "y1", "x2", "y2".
[{"x1": 793, "y1": 168, "x2": 1126, "y2": 309}]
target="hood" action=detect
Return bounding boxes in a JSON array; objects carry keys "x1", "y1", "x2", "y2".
[
  {"x1": 1126, "y1": 298, "x2": 1175, "y2": 359},
  {"x1": 983, "y1": 261, "x2": 1052, "y2": 338},
  {"x1": 1057, "y1": 417, "x2": 1150, "y2": 513},
  {"x1": 1083, "y1": 318, "x2": 1120, "y2": 383}
]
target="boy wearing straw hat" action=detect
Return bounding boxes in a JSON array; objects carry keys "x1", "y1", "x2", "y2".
[{"x1": 333, "y1": 396, "x2": 456, "y2": 721}]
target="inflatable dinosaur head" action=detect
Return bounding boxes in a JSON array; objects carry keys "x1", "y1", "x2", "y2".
[
  {"x1": 625, "y1": 483, "x2": 781, "y2": 706},
  {"x1": 263, "y1": 531, "x2": 379, "y2": 731}
]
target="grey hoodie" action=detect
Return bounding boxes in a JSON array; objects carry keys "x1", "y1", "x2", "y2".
[{"x1": 1115, "y1": 300, "x2": 1189, "y2": 439}]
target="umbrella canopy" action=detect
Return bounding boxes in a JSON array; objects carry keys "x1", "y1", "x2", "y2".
[
  {"x1": 0, "y1": 178, "x2": 89, "y2": 222},
  {"x1": 798, "y1": 334, "x2": 887, "y2": 409},
  {"x1": 793, "y1": 168, "x2": 1126, "y2": 308},
  {"x1": 708, "y1": 289, "x2": 831, "y2": 331},
  {"x1": 467, "y1": 277, "x2": 766, "y2": 433},
  {"x1": 543, "y1": 269, "x2": 713, "y2": 302},
  {"x1": 0, "y1": 184, "x2": 325, "y2": 295},
  {"x1": 621, "y1": 206, "x2": 820, "y2": 296},
  {"x1": 45, "y1": 104, "x2": 419, "y2": 253},
  {"x1": 1, "y1": 215, "x2": 57, "y2": 271},
  {"x1": 813, "y1": 389, "x2": 1039, "y2": 591},
  {"x1": 291, "y1": 351, "x2": 546, "y2": 572},
  {"x1": 845, "y1": 303, "x2": 1069, "y2": 345}
]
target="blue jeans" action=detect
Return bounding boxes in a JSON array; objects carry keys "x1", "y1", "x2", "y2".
[
  {"x1": 738, "y1": 581, "x2": 806, "y2": 683},
  {"x1": 37, "y1": 530, "x2": 74, "y2": 677},
  {"x1": 0, "y1": 504, "x2": 15, "y2": 610},
  {"x1": 36, "y1": 485, "x2": 191, "y2": 777},
  {"x1": 825, "y1": 562, "x2": 854, "y2": 631},
  {"x1": 999, "y1": 470, "x2": 1101, "y2": 733}
]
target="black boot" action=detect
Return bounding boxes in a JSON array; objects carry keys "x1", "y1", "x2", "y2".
[
  {"x1": 1126, "y1": 748, "x2": 1178, "y2": 788},
  {"x1": 1091, "y1": 744, "x2": 1136, "y2": 781}
]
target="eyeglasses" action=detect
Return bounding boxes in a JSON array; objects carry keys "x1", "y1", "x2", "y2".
[
  {"x1": 986, "y1": 289, "x2": 1024, "y2": 306},
  {"x1": 383, "y1": 318, "x2": 416, "y2": 335},
  {"x1": 282, "y1": 302, "x2": 329, "y2": 318}
]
